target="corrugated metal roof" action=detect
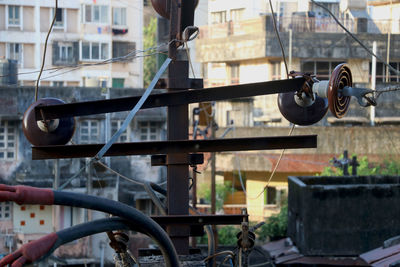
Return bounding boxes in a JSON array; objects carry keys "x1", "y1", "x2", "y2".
[
  {"x1": 263, "y1": 238, "x2": 368, "y2": 266},
  {"x1": 360, "y1": 241, "x2": 400, "y2": 267}
]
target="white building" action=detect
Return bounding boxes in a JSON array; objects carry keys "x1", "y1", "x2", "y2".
[{"x1": 0, "y1": 0, "x2": 143, "y2": 88}]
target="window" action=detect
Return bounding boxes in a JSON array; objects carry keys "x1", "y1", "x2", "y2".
[
  {"x1": 80, "y1": 120, "x2": 100, "y2": 144},
  {"x1": 370, "y1": 61, "x2": 400, "y2": 83},
  {"x1": 0, "y1": 202, "x2": 11, "y2": 220},
  {"x1": 53, "y1": 42, "x2": 79, "y2": 66},
  {"x1": 8, "y1": 6, "x2": 20, "y2": 26},
  {"x1": 81, "y1": 42, "x2": 109, "y2": 61},
  {"x1": 264, "y1": 187, "x2": 277, "y2": 205},
  {"x1": 112, "y1": 41, "x2": 136, "y2": 59},
  {"x1": 82, "y1": 5, "x2": 108, "y2": 23},
  {"x1": 52, "y1": 8, "x2": 64, "y2": 28},
  {"x1": 139, "y1": 121, "x2": 160, "y2": 141},
  {"x1": 0, "y1": 121, "x2": 17, "y2": 160},
  {"x1": 52, "y1": 81, "x2": 64, "y2": 87},
  {"x1": 7, "y1": 43, "x2": 22, "y2": 66},
  {"x1": 229, "y1": 63, "x2": 239, "y2": 84},
  {"x1": 112, "y1": 78, "x2": 125, "y2": 88},
  {"x1": 113, "y1": 7, "x2": 126, "y2": 26},
  {"x1": 111, "y1": 120, "x2": 129, "y2": 142},
  {"x1": 211, "y1": 11, "x2": 227, "y2": 24},
  {"x1": 230, "y1": 8, "x2": 244, "y2": 21},
  {"x1": 271, "y1": 61, "x2": 281, "y2": 80},
  {"x1": 301, "y1": 61, "x2": 344, "y2": 80}
]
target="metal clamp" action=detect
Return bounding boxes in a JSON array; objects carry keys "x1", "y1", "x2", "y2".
[{"x1": 341, "y1": 86, "x2": 377, "y2": 107}]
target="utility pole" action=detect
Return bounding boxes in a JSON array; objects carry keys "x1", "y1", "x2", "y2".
[
  {"x1": 371, "y1": 41, "x2": 376, "y2": 126},
  {"x1": 211, "y1": 116, "x2": 217, "y2": 251},
  {"x1": 166, "y1": 0, "x2": 196, "y2": 255},
  {"x1": 385, "y1": 0, "x2": 393, "y2": 83}
]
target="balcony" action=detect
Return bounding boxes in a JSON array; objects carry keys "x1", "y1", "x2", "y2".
[
  {"x1": 199, "y1": 16, "x2": 399, "y2": 40},
  {"x1": 196, "y1": 16, "x2": 400, "y2": 62}
]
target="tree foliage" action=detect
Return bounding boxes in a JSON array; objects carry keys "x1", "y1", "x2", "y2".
[
  {"x1": 320, "y1": 155, "x2": 400, "y2": 176},
  {"x1": 143, "y1": 17, "x2": 157, "y2": 88},
  {"x1": 256, "y1": 197, "x2": 288, "y2": 242},
  {"x1": 198, "y1": 181, "x2": 234, "y2": 212}
]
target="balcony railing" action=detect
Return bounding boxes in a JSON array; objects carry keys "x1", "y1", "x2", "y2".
[{"x1": 199, "y1": 16, "x2": 399, "y2": 39}]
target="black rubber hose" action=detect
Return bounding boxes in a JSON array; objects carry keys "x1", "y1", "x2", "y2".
[
  {"x1": 53, "y1": 191, "x2": 179, "y2": 267},
  {"x1": 148, "y1": 184, "x2": 215, "y2": 267},
  {"x1": 43, "y1": 217, "x2": 174, "y2": 266}
]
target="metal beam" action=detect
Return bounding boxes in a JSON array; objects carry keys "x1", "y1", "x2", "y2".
[
  {"x1": 151, "y1": 214, "x2": 246, "y2": 226},
  {"x1": 34, "y1": 77, "x2": 305, "y2": 120},
  {"x1": 32, "y1": 135, "x2": 317, "y2": 160}
]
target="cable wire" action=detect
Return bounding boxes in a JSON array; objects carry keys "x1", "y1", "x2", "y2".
[
  {"x1": 35, "y1": 0, "x2": 58, "y2": 101},
  {"x1": 268, "y1": 0, "x2": 289, "y2": 78},
  {"x1": 310, "y1": 0, "x2": 400, "y2": 76}
]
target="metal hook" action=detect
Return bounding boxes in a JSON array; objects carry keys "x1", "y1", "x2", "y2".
[{"x1": 341, "y1": 86, "x2": 377, "y2": 107}]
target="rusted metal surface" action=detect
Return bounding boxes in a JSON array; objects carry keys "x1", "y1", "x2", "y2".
[
  {"x1": 32, "y1": 135, "x2": 317, "y2": 159},
  {"x1": 151, "y1": 214, "x2": 246, "y2": 226},
  {"x1": 166, "y1": 0, "x2": 191, "y2": 253},
  {"x1": 34, "y1": 78, "x2": 305, "y2": 121},
  {"x1": 360, "y1": 242, "x2": 400, "y2": 267},
  {"x1": 150, "y1": 153, "x2": 204, "y2": 166},
  {"x1": 263, "y1": 238, "x2": 368, "y2": 266}
]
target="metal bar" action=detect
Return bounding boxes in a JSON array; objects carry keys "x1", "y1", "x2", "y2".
[
  {"x1": 32, "y1": 135, "x2": 317, "y2": 160},
  {"x1": 151, "y1": 214, "x2": 246, "y2": 226},
  {"x1": 34, "y1": 77, "x2": 305, "y2": 120}
]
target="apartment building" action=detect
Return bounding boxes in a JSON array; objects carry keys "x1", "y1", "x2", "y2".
[
  {"x1": 0, "y1": 85, "x2": 167, "y2": 262},
  {"x1": 0, "y1": 0, "x2": 143, "y2": 88},
  {"x1": 196, "y1": 0, "x2": 400, "y2": 127}
]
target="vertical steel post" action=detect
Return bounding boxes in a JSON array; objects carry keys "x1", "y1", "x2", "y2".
[{"x1": 166, "y1": 0, "x2": 196, "y2": 255}]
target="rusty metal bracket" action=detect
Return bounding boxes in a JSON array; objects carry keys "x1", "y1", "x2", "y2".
[
  {"x1": 32, "y1": 135, "x2": 317, "y2": 160},
  {"x1": 34, "y1": 78, "x2": 305, "y2": 121},
  {"x1": 151, "y1": 153, "x2": 204, "y2": 166}
]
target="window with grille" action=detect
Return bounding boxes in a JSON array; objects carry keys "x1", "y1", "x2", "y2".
[
  {"x1": 7, "y1": 43, "x2": 22, "y2": 66},
  {"x1": 0, "y1": 121, "x2": 17, "y2": 160},
  {"x1": 369, "y1": 61, "x2": 400, "y2": 83},
  {"x1": 139, "y1": 121, "x2": 160, "y2": 141},
  {"x1": 0, "y1": 202, "x2": 11, "y2": 220},
  {"x1": 8, "y1": 6, "x2": 20, "y2": 26},
  {"x1": 301, "y1": 61, "x2": 344, "y2": 80},
  {"x1": 80, "y1": 120, "x2": 100, "y2": 144},
  {"x1": 111, "y1": 120, "x2": 129, "y2": 142}
]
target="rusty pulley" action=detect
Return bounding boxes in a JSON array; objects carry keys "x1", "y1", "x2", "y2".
[
  {"x1": 151, "y1": 0, "x2": 198, "y2": 19},
  {"x1": 22, "y1": 98, "x2": 75, "y2": 146}
]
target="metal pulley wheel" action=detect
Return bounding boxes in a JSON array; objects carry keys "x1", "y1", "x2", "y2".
[
  {"x1": 151, "y1": 0, "x2": 199, "y2": 19},
  {"x1": 278, "y1": 92, "x2": 328, "y2": 126},
  {"x1": 22, "y1": 98, "x2": 75, "y2": 146}
]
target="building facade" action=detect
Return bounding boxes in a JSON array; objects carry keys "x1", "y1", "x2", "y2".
[
  {"x1": 194, "y1": 0, "x2": 400, "y2": 221},
  {"x1": 0, "y1": 85, "x2": 167, "y2": 263},
  {"x1": 0, "y1": 0, "x2": 143, "y2": 88}
]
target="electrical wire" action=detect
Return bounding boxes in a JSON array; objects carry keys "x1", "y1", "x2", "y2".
[
  {"x1": 35, "y1": 0, "x2": 58, "y2": 101},
  {"x1": 310, "y1": 0, "x2": 400, "y2": 76},
  {"x1": 0, "y1": 41, "x2": 171, "y2": 82},
  {"x1": 374, "y1": 85, "x2": 400, "y2": 100},
  {"x1": 268, "y1": 0, "x2": 289, "y2": 78},
  {"x1": 204, "y1": 251, "x2": 236, "y2": 263}
]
